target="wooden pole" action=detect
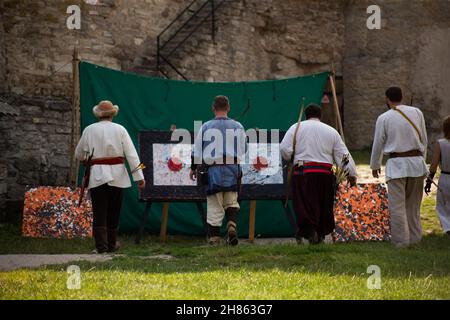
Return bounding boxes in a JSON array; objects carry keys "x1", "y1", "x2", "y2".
[
  {"x1": 248, "y1": 200, "x2": 256, "y2": 243},
  {"x1": 69, "y1": 46, "x2": 80, "y2": 187},
  {"x1": 160, "y1": 202, "x2": 170, "y2": 243},
  {"x1": 329, "y1": 72, "x2": 345, "y2": 142}
]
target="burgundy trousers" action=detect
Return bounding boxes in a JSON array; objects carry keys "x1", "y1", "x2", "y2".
[{"x1": 292, "y1": 171, "x2": 336, "y2": 239}]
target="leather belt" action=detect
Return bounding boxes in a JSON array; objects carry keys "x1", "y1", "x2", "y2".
[{"x1": 389, "y1": 150, "x2": 423, "y2": 159}]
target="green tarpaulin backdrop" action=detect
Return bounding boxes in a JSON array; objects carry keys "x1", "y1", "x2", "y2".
[{"x1": 79, "y1": 61, "x2": 329, "y2": 237}]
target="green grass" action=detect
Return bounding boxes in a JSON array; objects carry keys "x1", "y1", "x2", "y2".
[
  {"x1": 0, "y1": 151, "x2": 448, "y2": 299},
  {"x1": 0, "y1": 197, "x2": 449, "y2": 300}
]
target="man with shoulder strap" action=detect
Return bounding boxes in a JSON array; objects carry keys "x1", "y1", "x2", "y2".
[{"x1": 370, "y1": 87, "x2": 428, "y2": 248}]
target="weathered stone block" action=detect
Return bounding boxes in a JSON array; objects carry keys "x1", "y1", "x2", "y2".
[{"x1": 46, "y1": 100, "x2": 71, "y2": 111}]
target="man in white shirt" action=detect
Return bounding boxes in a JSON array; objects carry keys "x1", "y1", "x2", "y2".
[
  {"x1": 75, "y1": 100, "x2": 145, "y2": 253},
  {"x1": 370, "y1": 87, "x2": 428, "y2": 248},
  {"x1": 280, "y1": 104, "x2": 357, "y2": 244}
]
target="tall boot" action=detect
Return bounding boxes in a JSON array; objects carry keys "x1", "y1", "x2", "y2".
[
  {"x1": 225, "y1": 207, "x2": 239, "y2": 246},
  {"x1": 93, "y1": 227, "x2": 108, "y2": 253},
  {"x1": 207, "y1": 224, "x2": 221, "y2": 246},
  {"x1": 107, "y1": 228, "x2": 120, "y2": 253}
]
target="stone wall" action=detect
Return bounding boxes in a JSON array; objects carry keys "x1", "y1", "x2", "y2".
[
  {"x1": 343, "y1": 0, "x2": 450, "y2": 150},
  {"x1": 155, "y1": 0, "x2": 345, "y2": 81},
  {"x1": 0, "y1": 95, "x2": 72, "y2": 221},
  {"x1": 0, "y1": 0, "x2": 188, "y2": 97}
]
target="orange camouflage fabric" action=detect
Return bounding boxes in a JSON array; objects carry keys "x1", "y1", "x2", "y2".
[
  {"x1": 332, "y1": 183, "x2": 390, "y2": 242},
  {"x1": 22, "y1": 186, "x2": 93, "y2": 239}
]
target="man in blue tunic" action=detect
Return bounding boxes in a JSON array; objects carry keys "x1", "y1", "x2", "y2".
[{"x1": 189, "y1": 95, "x2": 247, "y2": 246}]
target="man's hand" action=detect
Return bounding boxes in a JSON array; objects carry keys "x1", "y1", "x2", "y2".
[
  {"x1": 189, "y1": 168, "x2": 196, "y2": 181},
  {"x1": 347, "y1": 176, "x2": 357, "y2": 187},
  {"x1": 424, "y1": 178, "x2": 433, "y2": 195},
  {"x1": 137, "y1": 179, "x2": 146, "y2": 190},
  {"x1": 372, "y1": 168, "x2": 381, "y2": 178}
]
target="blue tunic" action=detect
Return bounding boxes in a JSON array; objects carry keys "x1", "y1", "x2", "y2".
[{"x1": 192, "y1": 117, "x2": 247, "y2": 195}]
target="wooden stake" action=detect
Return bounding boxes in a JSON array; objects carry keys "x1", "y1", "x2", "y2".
[
  {"x1": 329, "y1": 73, "x2": 345, "y2": 142},
  {"x1": 249, "y1": 200, "x2": 256, "y2": 243},
  {"x1": 160, "y1": 202, "x2": 170, "y2": 243},
  {"x1": 69, "y1": 47, "x2": 80, "y2": 187}
]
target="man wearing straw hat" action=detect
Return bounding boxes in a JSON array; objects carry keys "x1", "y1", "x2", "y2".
[{"x1": 75, "y1": 100, "x2": 145, "y2": 253}]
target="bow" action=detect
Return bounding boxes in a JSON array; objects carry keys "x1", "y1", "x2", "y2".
[
  {"x1": 78, "y1": 148, "x2": 94, "y2": 207},
  {"x1": 284, "y1": 98, "x2": 305, "y2": 208}
]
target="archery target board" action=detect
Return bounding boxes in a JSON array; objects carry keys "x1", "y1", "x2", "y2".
[
  {"x1": 152, "y1": 143, "x2": 195, "y2": 186},
  {"x1": 241, "y1": 143, "x2": 284, "y2": 185},
  {"x1": 139, "y1": 130, "x2": 288, "y2": 201}
]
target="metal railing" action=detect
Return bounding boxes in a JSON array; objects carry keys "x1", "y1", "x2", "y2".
[{"x1": 156, "y1": 0, "x2": 227, "y2": 80}]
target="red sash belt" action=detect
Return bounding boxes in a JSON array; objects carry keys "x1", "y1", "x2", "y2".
[
  {"x1": 87, "y1": 157, "x2": 125, "y2": 165},
  {"x1": 78, "y1": 157, "x2": 125, "y2": 206},
  {"x1": 295, "y1": 161, "x2": 333, "y2": 175}
]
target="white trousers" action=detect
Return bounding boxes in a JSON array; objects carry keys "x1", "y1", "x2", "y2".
[
  {"x1": 206, "y1": 192, "x2": 239, "y2": 227},
  {"x1": 387, "y1": 177, "x2": 424, "y2": 247},
  {"x1": 437, "y1": 174, "x2": 450, "y2": 233}
]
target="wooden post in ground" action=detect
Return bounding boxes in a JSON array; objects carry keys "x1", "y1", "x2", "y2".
[
  {"x1": 69, "y1": 46, "x2": 80, "y2": 187},
  {"x1": 329, "y1": 72, "x2": 345, "y2": 142},
  {"x1": 248, "y1": 200, "x2": 256, "y2": 243},
  {"x1": 160, "y1": 202, "x2": 170, "y2": 243}
]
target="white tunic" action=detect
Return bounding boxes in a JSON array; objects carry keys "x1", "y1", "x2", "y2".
[
  {"x1": 75, "y1": 121, "x2": 144, "y2": 189},
  {"x1": 370, "y1": 105, "x2": 428, "y2": 182},
  {"x1": 437, "y1": 138, "x2": 450, "y2": 232},
  {"x1": 280, "y1": 118, "x2": 357, "y2": 177}
]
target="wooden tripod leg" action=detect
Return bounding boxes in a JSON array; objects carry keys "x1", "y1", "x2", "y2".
[
  {"x1": 249, "y1": 200, "x2": 256, "y2": 243},
  {"x1": 160, "y1": 202, "x2": 169, "y2": 243}
]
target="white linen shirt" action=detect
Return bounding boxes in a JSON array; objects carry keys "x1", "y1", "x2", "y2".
[
  {"x1": 75, "y1": 121, "x2": 144, "y2": 189},
  {"x1": 280, "y1": 118, "x2": 357, "y2": 177},
  {"x1": 370, "y1": 105, "x2": 428, "y2": 182}
]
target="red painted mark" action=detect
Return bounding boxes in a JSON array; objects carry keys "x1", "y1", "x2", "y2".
[
  {"x1": 253, "y1": 156, "x2": 268, "y2": 171},
  {"x1": 167, "y1": 157, "x2": 183, "y2": 172}
]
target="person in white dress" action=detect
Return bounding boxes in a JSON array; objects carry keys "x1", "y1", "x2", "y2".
[
  {"x1": 425, "y1": 116, "x2": 450, "y2": 236},
  {"x1": 75, "y1": 100, "x2": 145, "y2": 253}
]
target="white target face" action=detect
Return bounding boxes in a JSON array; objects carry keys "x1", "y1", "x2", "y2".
[
  {"x1": 152, "y1": 143, "x2": 283, "y2": 186},
  {"x1": 241, "y1": 143, "x2": 283, "y2": 185},
  {"x1": 153, "y1": 144, "x2": 196, "y2": 186}
]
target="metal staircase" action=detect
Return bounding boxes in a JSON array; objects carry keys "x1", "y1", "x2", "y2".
[{"x1": 156, "y1": 0, "x2": 228, "y2": 80}]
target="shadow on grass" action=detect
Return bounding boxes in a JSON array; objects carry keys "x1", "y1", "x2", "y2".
[{"x1": 1, "y1": 224, "x2": 449, "y2": 279}]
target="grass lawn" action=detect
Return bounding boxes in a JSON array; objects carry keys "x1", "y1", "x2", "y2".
[
  {"x1": 0, "y1": 156, "x2": 449, "y2": 299},
  {"x1": 0, "y1": 195, "x2": 449, "y2": 300}
]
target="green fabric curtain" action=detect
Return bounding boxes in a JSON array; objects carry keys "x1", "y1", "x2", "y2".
[{"x1": 79, "y1": 61, "x2": 329, "y2": 237}]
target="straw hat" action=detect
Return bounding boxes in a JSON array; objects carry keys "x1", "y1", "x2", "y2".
[{"x1": 92, "y1": 100, "x2": 119, "y2": 118}]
